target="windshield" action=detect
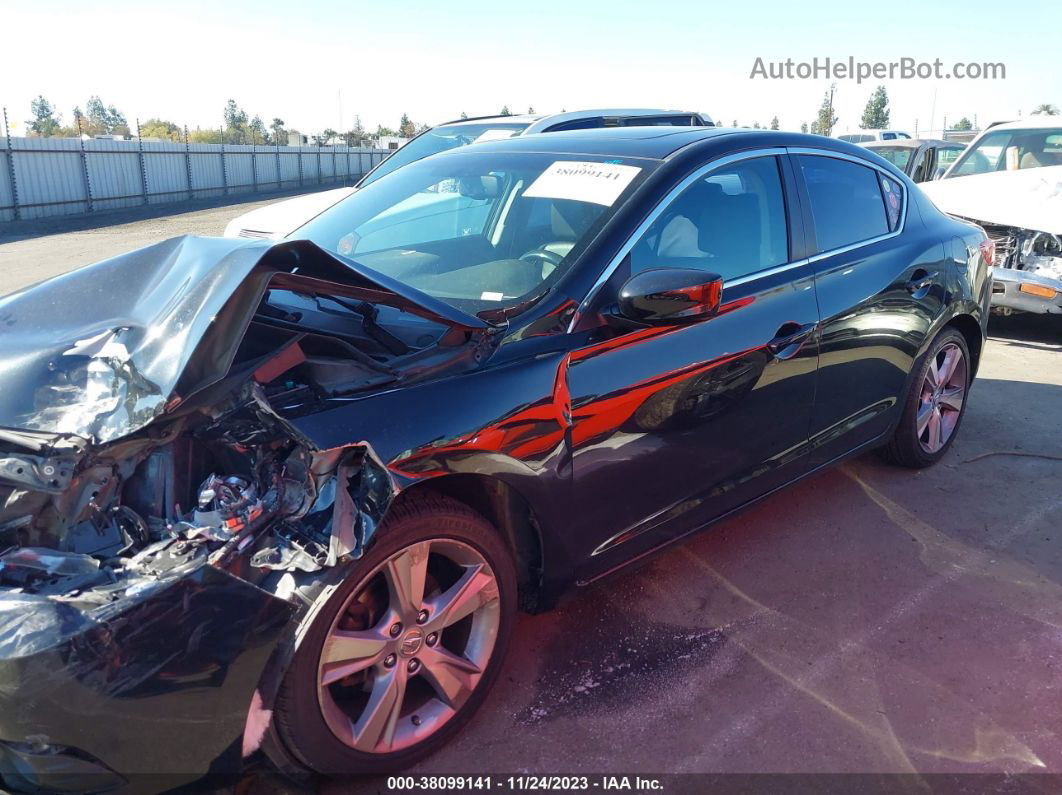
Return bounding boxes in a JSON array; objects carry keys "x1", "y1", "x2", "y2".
[
  {"x1": 358, "y1": 122, "x2": 529, "y2": 187},
  {"x1": 868, "y1": 146, "x2": 913, "y2": 171},
  {"x1": 947, "y1": 128, "x2": 1062, "y2": 177},
  {"x1": 296, "y1": 151, "x2": 655, "y2": 316}
]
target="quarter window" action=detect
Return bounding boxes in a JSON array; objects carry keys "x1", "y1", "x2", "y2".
[
  {"x1": 629, "y1": 156, "x2": 789, "y2": 281},
  {"x1": 798, "y1": 155, "x2": 890, "y2": 252},
  {"x1": 879, "y1": 174, "x2": 903, "y2": 230}
]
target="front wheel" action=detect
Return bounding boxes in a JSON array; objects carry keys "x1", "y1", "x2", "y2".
[
  {"x1": 880, "y1": 328, "x2": 971, "y2": 468},
  {"x1": 274, "y1": 496, "x2": 516, "y2": 774}
]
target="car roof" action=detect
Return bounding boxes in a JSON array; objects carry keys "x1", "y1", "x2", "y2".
[
  {"x1": 440, "y1": 126, "x2": 883, "y2": 162},
  {"x1": 865, "y1": 138, "x2": 959, "y2": 149},
  {"x1": 978, "y1": 117, "x2": 1062, "y2": 132},
  {"x1": 432, "y1": 108, "x2": 709, "y2": 132}
]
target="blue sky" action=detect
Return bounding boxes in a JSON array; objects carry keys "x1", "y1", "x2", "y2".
[{"x1": 5, "y1": 0, "x2": 1059, "y2": 136}]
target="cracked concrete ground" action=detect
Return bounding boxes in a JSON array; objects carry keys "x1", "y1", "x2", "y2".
[{"x1": 2, "y1": 198, "x2": 1059, "y2": 791}]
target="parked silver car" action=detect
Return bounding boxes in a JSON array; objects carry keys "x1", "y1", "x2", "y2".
[{"x1": 224, "y1": 109, "x2": 713, "y2": 240}]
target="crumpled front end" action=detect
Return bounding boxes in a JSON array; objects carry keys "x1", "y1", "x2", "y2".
[
  {"x1": 974, "y1": 221, "x2": 1062, "y2": 315},
  {"x1": 0, "y1": 394, "x2": 397, "y2": 792},
  {"x1": 0, "y1": 234, "x2": 493, "y2": 792}
]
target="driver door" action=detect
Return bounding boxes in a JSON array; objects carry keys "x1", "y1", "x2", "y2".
[{"x1": 565, "y1": 152, "x2": 821, "y2": 581}]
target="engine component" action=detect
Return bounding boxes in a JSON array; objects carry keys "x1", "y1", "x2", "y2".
[{"x1": 192, "y1": 474, "x2": 264, "y2": 535}]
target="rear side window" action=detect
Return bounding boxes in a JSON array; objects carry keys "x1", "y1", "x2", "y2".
[
  {"x1": 618, "y1": 115, "x2": 700, "y2": 127},
  {"x1": 798, "y1": 155, "x2": 890, "y2": 251}
]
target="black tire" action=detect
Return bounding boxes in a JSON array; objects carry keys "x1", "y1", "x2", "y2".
[
  {"x1": 274, "y1": 495, "x2": 517, "y2": 775},
  {"x1": 880, "y1": 328, "x2": 971, "y2": 469}
]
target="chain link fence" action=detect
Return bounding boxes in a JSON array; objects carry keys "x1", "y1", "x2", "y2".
[{"x1": 1, "y1": 107, "x2": 390, "y2": 222}]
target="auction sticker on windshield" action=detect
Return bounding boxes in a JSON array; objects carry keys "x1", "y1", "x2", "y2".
[{"x1": 524, "y1": 161, "x2": 641, "y2": 206}]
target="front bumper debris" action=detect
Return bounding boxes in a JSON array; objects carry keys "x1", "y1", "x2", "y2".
[
  {"x1": 990, "y1": 267, "x2": 1062, "y2": 315},
  {"x1": 0, "y1": 563, "x2": 295, "y2": 793}
]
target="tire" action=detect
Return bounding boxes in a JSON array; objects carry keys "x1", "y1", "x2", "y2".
[
  {"x1": 274, "y1": 495, "x2": 517, "y2": 775},
  {"x1": 880, "y1": 328, "x2": 971, "y2": 469}
]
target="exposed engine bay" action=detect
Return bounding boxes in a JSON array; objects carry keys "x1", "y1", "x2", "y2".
[
  {"x1": 0, "y1": 234, "x2": 493, "y2": 634},
  {"x1": 980, "y1": 222, "x2": 1062, "y2": 282}
]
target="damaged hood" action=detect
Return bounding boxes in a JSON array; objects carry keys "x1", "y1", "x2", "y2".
[
  {"x1": 921, "y1": 165, "x2": 1062, "y2": 233},
  {"x1": 0, "y1": 235, "x2": 490, "y2": 446}
]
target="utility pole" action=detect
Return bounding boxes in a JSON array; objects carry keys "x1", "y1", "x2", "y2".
[{"x1": 827, "y1": 84, "x2": 835, "y2": 136}]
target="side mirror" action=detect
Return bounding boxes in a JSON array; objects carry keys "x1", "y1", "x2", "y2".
[{"x1": 617, "y1": 268, "x2": 723, "y2": 324}]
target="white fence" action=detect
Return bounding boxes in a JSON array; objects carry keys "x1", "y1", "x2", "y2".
[{"x1": 0, "y1": 136, "x2": 390, "y2": 222}]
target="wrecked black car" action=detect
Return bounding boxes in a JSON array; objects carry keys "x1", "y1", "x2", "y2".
[{"x1": 1, "y1": 128, "x2": 989, "y2": 792}]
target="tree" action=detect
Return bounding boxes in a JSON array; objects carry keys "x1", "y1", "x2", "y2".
[
  {"x1": 1032, "y1": 103, "x2": 1059, "y2": 115},
  {"x1": 770, "y1": 116, "x2": 780, "y2": 130},
  {"x1": 139, "y1": 118, "x2": 182, "y2": 141},
  {"x1": 188, "y1": 127, "x2": 223, "y2": 144},
  {"x1": 731, "y1": 119, "x2": 738, "y2": 127},
  {"x1": 245, "y1": 115, "x2": 267, "y2": 144},
  {"x1": 953, "y1": 117, "x2": 974, "y2": 131},
  {"x1": 78, "y1": 96, "x2": 128, "y2": 136},
  {"x1": 527, "y1": 106, "x2": 535, "y2": 114},
  {"x1": 500, "y1": 105, "x2": 512, "y2": 116},
  {"x1": 815, "y1": 85, "x2": 838, "y2": 137},
  {"x1": 459, "y1": 111, "x2": 468, "y2": 119},
  {"x1": 810, "y1": 120, "x2": 821, "y2": 135},
  {"x1": 343, "y1": 115, "x2": 367, "y2": 147},
  {"x1": 269, "y1": 118, "x2": 287, "y2": 145},
  {"x1": 223, "y1": 99, "x2": 250, "y2": 143},
  {"x1": 860, "y1": 85, "x2": 890, "y2": 129},
  {"x1": 800, "y1": 122, "x2": 809, "y2": 134},
  {"x1": 398, "y1": 113, "x2": 416, "y2": 138},
  {"x1": 376, "y1": 124, "x2": 397, "y2": 138},
  {"x1": 753, "y1": 122, "x2": 761, "y2": 129},
  {"x1": 27, "y1": 95, "x2": 62, "y2": 136}
]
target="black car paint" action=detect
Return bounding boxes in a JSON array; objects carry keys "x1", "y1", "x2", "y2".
[{"x1": 0, "y1": 129, "x2": 989, "y2": 792}]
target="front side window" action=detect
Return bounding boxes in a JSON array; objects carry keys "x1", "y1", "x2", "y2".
[
  {"x1": 798, "y1": 155, "x2": 890, "y2": 251},
  {"x1": 298, "y1": 152, "x2": 655, "y2": 315},
  {"x1": 935, "y1": 146, "x2": 963, "y2": 175},
  {"x1": 947, "y1": 127, "x2": 1062, "y2": 177},
  {"x1": 629, "y1": 156, "x2": 789, "y2": 281}
]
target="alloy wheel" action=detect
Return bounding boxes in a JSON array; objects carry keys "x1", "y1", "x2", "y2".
[
  {"x1": 316, "y1": 538, "x2": 501, "y2": 754},
  {"x1": 916, "y1": 342, "x2": 967, "y2": 454}
]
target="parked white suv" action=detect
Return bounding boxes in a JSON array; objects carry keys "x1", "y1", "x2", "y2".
[
  {"x1": 920, "y1": 117, "x2": 1062, "y2": 316},
  {"x1": 837, "y1": 129, "x2": 913, "y2": 144},
  {"x1": 223, "y1": 108, "x2": 713, "y2": 240}
]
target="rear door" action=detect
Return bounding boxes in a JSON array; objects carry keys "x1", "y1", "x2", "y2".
[
  {"x1": 566, "y1": 151, "x2": 821, "y2": 580},
  {"x1": 791, "y1": 149, "x2": 948, "y2": 467}
]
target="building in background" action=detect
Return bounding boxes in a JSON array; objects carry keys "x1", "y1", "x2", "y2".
[{"x1": 373, "y1": 135, "x2": 411, "y2": 150}]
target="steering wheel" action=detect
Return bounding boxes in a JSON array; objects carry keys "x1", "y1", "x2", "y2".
[{"x1": 519, "y1": 246, "x2": 566, "y2": 275}]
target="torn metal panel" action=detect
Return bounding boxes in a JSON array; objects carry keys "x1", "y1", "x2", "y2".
[{"x1": 0, "y1": 235, "x2": 493, "y2": 445}]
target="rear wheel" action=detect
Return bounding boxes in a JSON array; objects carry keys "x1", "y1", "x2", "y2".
[
  {"x1": 275, "y1": 496, "x2": 516, "y2": 774},
  {"x1": 880, "y1": 328, "x2": 971, "y2": 468}
]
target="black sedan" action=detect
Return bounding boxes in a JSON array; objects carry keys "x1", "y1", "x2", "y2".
[
  {"x1": 865, "y1": 138, "x2": 966, "y2": 182},
  {"x1": 0, "y1": 127, "x2": 991, "y2": 791}
]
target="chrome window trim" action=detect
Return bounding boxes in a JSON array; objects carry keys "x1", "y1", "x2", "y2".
[
  {"x1": 568, "y1": 147, "x2": 788, "y2": 331},
  {"x1": 786, "y1": 146, "x2": 909, "y2": 263}
]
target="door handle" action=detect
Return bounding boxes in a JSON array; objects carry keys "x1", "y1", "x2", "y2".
[
  {"x1": 767, "y1": 321, "x2": 817, "y2": 358},
  {"x1": 906, "y1": 269, "x2": 938, "y2": 293}
]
